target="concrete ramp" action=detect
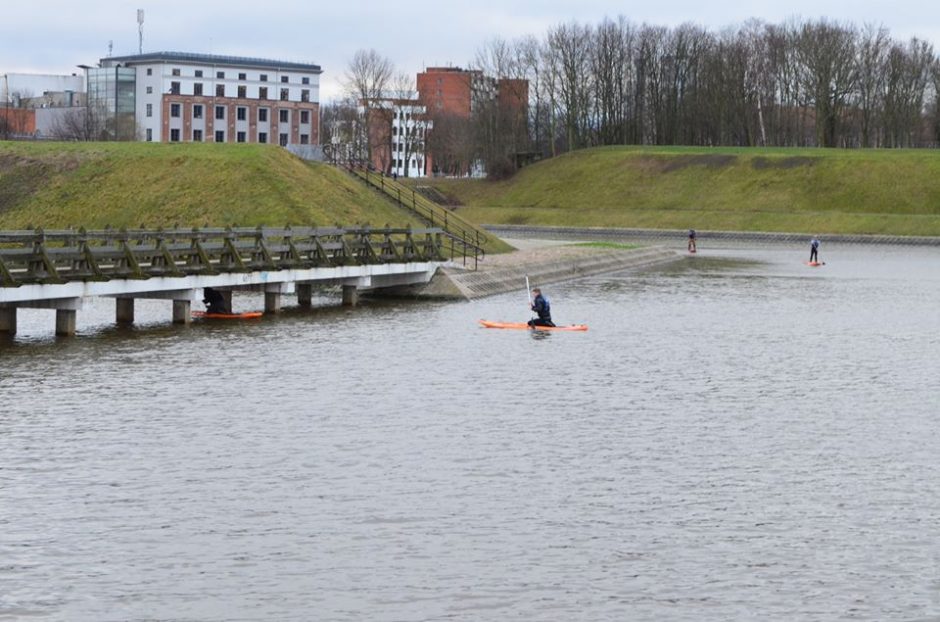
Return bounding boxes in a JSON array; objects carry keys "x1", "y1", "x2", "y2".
[{"x1": 416, "y1": 246, "x2": 679, "y2": 300}]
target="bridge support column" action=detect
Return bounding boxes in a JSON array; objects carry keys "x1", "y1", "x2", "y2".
[
  {"x1": 55, "y1": 309, "x2": 77, "y2": 336},
  {"x1": 172, "y1": 300, "x2": 191, "y2": 324},
  {"x1": 116, "y1": 298, "x2": 135, "y2": 325},
  {"x1": 297, "y1": 283, "x2": 312, "y2": 308},
  {"x1": 0, "y1": 307, "x2": 16, "y2": 335},
  {"x1": 342, "y1": 285, "x2": 358, "y2": 307},
  {"x1": 264, "y1": 292, "x2": 282, "y2": 314}
]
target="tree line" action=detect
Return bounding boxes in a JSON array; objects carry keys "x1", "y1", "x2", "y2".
[
  {"x1": 321, "y1": 18, "x2": 940, "y2": 177},
  {"x1": 486, "y1": 17, "x2": 940, "y2": 157}
]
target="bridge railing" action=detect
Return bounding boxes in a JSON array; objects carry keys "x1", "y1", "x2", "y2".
[
  {"x1": 344, "y1": 163, "x2": 485, "y2": 269},
  {"x1": 0, "y1": 226, "x2": 445, "y2": 287}
]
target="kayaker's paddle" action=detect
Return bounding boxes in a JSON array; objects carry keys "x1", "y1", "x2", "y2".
[{"x1": 525, "y1": 275, "x2": 534, "y2": 324}]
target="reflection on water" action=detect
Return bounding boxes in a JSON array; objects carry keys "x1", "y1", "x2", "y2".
[{"x1": 1, "y1": 245, "x2": 939, "y2": 621}]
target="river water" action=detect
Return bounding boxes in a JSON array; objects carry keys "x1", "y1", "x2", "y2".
[{"x1": 1, "y1": 244, "x2": 939, "y2": 621}]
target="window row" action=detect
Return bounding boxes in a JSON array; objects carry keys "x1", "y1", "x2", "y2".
[
  {"x1": 161, "y1": 104, "x2": 312, "y2": 124},
  {"x1": 167, "y1": 82, "x2": 311, "y2": 102},
  {"x1": 160, "y1": 128, "x2": 310, "y2": 145},
  {"x1": 156, "y1": 67, "x2": 310, "y2": 84}
]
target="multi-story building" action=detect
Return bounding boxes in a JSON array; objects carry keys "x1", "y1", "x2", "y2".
[
  {"x1": 86, "y1": 52, "x2": 321, "y2": 145},
  {"x1": 416, "y1": 66, "x2": 528, "y2": 176},
  {"x1": 365, "y1": 97, "x2": 431, "y2": 177}
]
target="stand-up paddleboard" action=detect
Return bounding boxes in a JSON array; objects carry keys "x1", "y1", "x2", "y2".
[
  {"x1": 479, "y1": 320, "x2": 588, "y2": 332},
  {"x1": 689, "y1": 249, "x2": 697, "y2": 254},
  {"x1": 804, "y1": 261, "x2": 825, "y2": 267},
  {"x1": 193, "y1": 311, "x2": 263, "y2": 320}
]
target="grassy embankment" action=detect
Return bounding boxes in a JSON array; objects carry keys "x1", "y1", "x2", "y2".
[
  {"x1": 421, "y1": 146, "x2": 940, "y2": 236},
  {"x1": 0, "y1": 141, "x2": 509, "y2": 253}
]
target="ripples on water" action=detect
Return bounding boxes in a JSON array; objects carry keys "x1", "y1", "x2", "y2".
[{"x1": 2, "y1": 245, "x2": 939, "y2": 621}]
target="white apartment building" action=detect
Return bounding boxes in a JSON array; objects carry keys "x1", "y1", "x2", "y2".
[{"x1": 88, "y1": 52, "x2": 321, "y2": 145}]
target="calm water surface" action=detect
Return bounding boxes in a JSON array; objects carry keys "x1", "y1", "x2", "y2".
[{"x1": 1, "y1": 244, "x2": 939, "y2": 621}]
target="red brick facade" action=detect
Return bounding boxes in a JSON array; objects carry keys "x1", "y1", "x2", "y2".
[{"x1": 160, "y1": 95, "x2": 319, "y2": 144}]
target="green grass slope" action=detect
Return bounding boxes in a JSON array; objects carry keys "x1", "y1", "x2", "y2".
[
  {"x1": 426, "y1": 146, "x2": 940, "y2": 236},
  {"x1": 0, "y1": 141, "x2": 422, "y2": 230}
]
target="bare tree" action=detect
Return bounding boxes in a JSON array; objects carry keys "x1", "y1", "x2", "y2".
[{"x1": 344, "y1": 49, "x2": 394, "y2": 165}]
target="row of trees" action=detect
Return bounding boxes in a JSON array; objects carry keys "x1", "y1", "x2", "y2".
[
  {"x1": 326, "y1": 19, "x2": 940, "y2": 179},
  {"x1": 488, "y1": 17, "x2": 940, "y2": 154}
]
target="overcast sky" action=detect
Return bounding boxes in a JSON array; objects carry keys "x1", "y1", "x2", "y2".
[{"x1": 2, "y1": 0, "x2": 938, "y2": 101}]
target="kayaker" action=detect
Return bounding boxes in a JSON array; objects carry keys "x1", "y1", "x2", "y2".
[
  {"x1": 688, "y1": 229, "x2": 697, "y2": 252},
  {"x1": 810, "y1": 237, "x2": 820, "y2": 263},
  {"x1": 528, "y1": 288, "x2": 555, "y2": 328},
  {"x1": 203, "y1": 287, "x2": 230, "y2": 315}
]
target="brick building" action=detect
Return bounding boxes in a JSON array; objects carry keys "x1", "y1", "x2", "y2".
[
  {"x1": 416, "y1": 67, "x2": 528, "y2": 176},
  {"x1": 87, "y1": 52, "x2": 321, "y2": 145}
]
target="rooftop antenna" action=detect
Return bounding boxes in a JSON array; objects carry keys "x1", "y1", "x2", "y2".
[
  {"x1": 137, "y1": 9, "x2": 145, "y2": 54},
  {"x1": 108, "y1": 40, "x2": 113, "y2": 57}
]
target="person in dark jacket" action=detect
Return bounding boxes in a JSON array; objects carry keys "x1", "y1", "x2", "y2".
[
  {"x1": 688, "y1": 229, "x2": 697, "y2": 252},
  {"x1": 809, "y1": 237, "x2": 820, "y2": 263},
  {"x1": 528, "y1": 288, "x2": 555, "y2": 327},
  {"x1": 202, "y1": 287, "x2": 231, "y2": 314}
]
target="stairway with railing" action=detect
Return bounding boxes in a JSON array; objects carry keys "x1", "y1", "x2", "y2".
[{"x1": 345, "y1": 164, "x2": 486, "y2": 269}]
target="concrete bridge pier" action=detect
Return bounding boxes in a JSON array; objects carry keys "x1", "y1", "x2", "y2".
[
  {"x1": 296, "y1": 283, "x2": 313, "y2": 308},
  {"x1": 172, "y1": 300, "x2": 191, "y2": 324},
  {"x1": 116, "y1": 298, "x2": 135, "y2": 325},
  {"x1": 264, "y1": 283, "x2": 288, "y2": 314},
  {"x1": 0, "y1": 306, "x2": 16, "y2": 335},
  {"x1": 342, "y1": 285, "x2": 358, "y2": 307},
  {"x1": 0, "y1": 298, "x2": 83, "y2": 336}
]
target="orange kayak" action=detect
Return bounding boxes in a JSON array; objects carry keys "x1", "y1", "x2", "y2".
[
  {"x1": 479, "y1": 320, "x2": 588, "y2": 332},
  {"x1": 193, "y1": 311, "x2": 263, "y2": 320}
]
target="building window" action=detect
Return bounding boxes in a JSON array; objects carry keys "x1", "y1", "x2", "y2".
[
  {"x1": 281, "y1": 75, "x2": 289, "y2": 83},
  {"x1": 171, "y1": 68, "x2": 180, "y2": 76},
  {"x1": 216, "y1": 71, "x2": 225, "y2": 79},
  {"x1": 258, "y1": 132, "x2": 267, "y2": 143},
  {"x1": 215, "y1": 106, "x2": 225, "y2": 120},
  {"x1": 279, "y1": 133, "x2": 288, "y2": 146},
  {"x1": 146, "y1": 103, "x2": 153, "y2": 117},
  {"x1": 170, "y1": 128, "x2": 180, "y2": 142},
  {"x1": 237, "y1": 85, "x2": 246, "y2": 98},
  {"x1": 146, "y1": 128, "x2": 152, "y2": 141},
  {"x1": 300, "y1": 110, "x2": 310, "y2": 124},
  {"x1": 260, "y1": 74, "x2": 268, "y2": 82},
  {"x1": 279, "y1": 109, "x2": 288, "y2": 123},
  {"x1": 194, "y1": 83, "x2": 203, "y2": 96},
  {"x1": 258, "y1": 108, "x2": 268, "y2": 122},
  {"x1": 301, "y1": 89, "x2": 309, "y2": 102},
  {"x1": 193, "y1": 104, "x2": 203, "y2": 119},
  {"x1": 195, "y1": 70, "x2": 203, "y2": 78},
  {"x1": 146, "y1": 86, "x2": 153, "y2": 94},
  {"x1": 237, "y1": 107, "x2": 247, "y2": 121},
  {"x1": 170, "y1": 82, "x2": 180, "y2": 94},
  {"x1": 392, "y1": 127, "x2": 397, "y2": 136},
  {"x1": 146, "y1": 68, "x2": 152, "y2": 76},
  {"x1": 280, "y1": 88, "x2": 289, "y2": 101},
  {"x1": 237, "y1": 131, "x2": 246, "y2": 143},
  {"x1": 301, "y1": 77, "x2": 310, "y2": 85},
  {"x1": 193, "y1": 129, "x2": 203, "y2": 142},
  {"x1": 300, "y1": 134, "x2": 309, "y2": 144},
  {"x1": 170, "y1": 103, "x2": 180, "y2": 118},
  {"x1": 259, "y1": 87, "x2": 268, "y2": 100},
  {"x1": 216, "y1": 84, "x2": 225, "y2": 97},
  {"x1": 238, "y1": 72, "x2": 246, "y2": 80},
  {"x1": 215, "y1": 130, "x2": 225, "y2": 142}
]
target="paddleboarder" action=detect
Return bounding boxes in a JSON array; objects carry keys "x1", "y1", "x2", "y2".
[
  {"x1": 202, "y1": 287, "x2": 231, "y2": 315},
  {"x1": 528, "y1": 288, "x2": 555, "y2": 328},
  {"x1": 688, "y1": 229, "x2": 697, "y2": 252},
  {"x1": 809, "y1": 237, "x2": 820, "y2": 263}
]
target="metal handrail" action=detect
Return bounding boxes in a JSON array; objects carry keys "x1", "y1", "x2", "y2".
[{"x1": 344, "y1": 163, "x2": 485, "y2": 268}]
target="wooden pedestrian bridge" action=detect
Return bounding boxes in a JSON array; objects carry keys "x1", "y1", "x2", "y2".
[{"x1": 0, "y1": 225, "x2": 480, "y2": 336}]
